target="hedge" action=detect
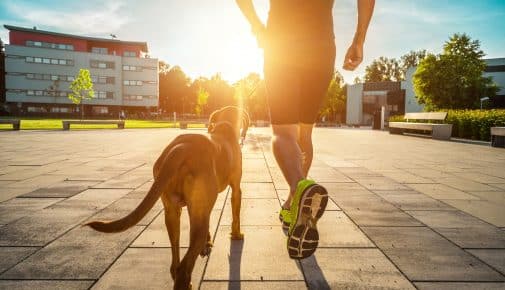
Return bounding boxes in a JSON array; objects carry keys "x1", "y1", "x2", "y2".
[{"x1": 389, "y1": 109, "x2": 505, "y2": 141}]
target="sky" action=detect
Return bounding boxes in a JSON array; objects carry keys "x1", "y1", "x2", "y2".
[{"x1": 1, "y1": 0, "x2": 504, "y2": 84}]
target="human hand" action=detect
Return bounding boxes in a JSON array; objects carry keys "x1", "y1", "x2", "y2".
[{"x1": 343, "y1": 41, "x2": 364, "y2": 71}]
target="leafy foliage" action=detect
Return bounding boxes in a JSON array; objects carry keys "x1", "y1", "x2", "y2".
[
  {"x1": 68, "y1": 69, "x2": 94, "y2": 105},
  {"x1": 364, "y1": 50, "x2": 427, "y2": 82},
  {"x1": 320, "y1": 71, "x2": 346, "y2": 122},
  {"x1": 413, "y1": 34, "x2": 498, "y2": 110}
]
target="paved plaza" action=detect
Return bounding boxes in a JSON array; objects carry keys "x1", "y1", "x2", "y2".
[{"x1": 0, "y1": 127, "x2": 504, "y2": 289}]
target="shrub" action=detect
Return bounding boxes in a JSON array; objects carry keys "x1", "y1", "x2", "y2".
[{"x1": 446, "y1": 109, "x2": 505, "y2": 141}]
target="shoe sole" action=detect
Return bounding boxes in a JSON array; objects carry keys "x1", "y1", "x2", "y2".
[{"x1": 287, "y1": 184, "x2": 328, "y2": 259}]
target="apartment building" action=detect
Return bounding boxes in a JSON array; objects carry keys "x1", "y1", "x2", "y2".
[{"x1": 3, "y1": 25, "x2": 158, "y2": 117}]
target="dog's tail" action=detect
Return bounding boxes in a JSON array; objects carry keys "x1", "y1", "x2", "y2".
[
  {"x1": 84, "y1": 180, "x2": 163, "y2": 233},
  {"x1": 84, "y1": 145, "x2": 185, "y2": 233}
]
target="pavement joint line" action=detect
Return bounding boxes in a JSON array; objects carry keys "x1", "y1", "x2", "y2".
[
  {"x1": 87, "y1": 224, "x2": 150, "y2": 289},
  {"x1": 329, "y1": 185, "x2": 417, "y2": 286},
  {"x1": 399, "y1": 209, "x2": 505, "y2": 278},
  {"x1": 197, "y1": 185, "x2": 232, "y2": 289},
  {"x1": 0, "y1": 278, "x2": 97, "y2": 281}
]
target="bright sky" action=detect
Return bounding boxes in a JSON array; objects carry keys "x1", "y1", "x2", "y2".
[{"x1": 1, "y1": 0, "x2": 504, "y2": 84}]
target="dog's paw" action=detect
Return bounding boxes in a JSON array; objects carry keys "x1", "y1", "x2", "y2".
[
  {"x1": 200, "y1": 242, "x2": 213, "y2": 257},
  {"x1": 230, "y1": 232, "x2": 244, "y2": 240}
]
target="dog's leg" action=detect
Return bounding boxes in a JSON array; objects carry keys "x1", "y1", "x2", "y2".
[
  {"x1": 200, "y1": 231, "x2": 213, "y2": 257},
  {"x1": 174, "y1": 210, "x2": 210, "y2": 290},
  {"x1": 230, "y1": 183, "x2": 244, "y2": 240},
  {"x1": 162, "y1": 198, "x2": 182, "y2": 281}
]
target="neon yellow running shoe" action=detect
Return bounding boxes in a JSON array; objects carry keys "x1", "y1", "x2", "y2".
[
  {"x1": 287, "y1": 179, "x2": 328, "y2": 259},
  {"x1": 279, "y1": 207, "x2": 292, "y2": 229}
]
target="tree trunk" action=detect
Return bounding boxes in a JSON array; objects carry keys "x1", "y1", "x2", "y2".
[{"x1": 81, "y1": 101, "x2": 84, "y2": 120}]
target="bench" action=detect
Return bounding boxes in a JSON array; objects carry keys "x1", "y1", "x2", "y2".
[
  {"x1": 389, "y1": 112, "x2": 452, "y2": 140},
  {"x1": 0, "y1": 119, "x2": 21, "y2": 130},
  {"x1": 62, "y1": 120, "x2": 125, "y2": 130},
  {"x1": 491, "y1": 127, "x2": 505, "y2": 148}
]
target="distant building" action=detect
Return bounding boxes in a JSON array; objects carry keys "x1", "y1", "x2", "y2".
[
  {"x1": 484, "y1": 58, "x2": 505, "y2": 108},
  {"x1": 346, "y1": 58, "x2": 505, "y2": 125},
  {"x1": 2, "y1": 25, "x2": 158, "y2": 117}
]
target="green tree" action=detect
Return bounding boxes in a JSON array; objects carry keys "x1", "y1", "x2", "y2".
[
  {"x1": 413, "y1": 33, "x2": 498, "y2": 110},
  {"x1": 68, "y1": 68, "x2": 94, "y2": 119},
  {"x1": 401, "y1": 49, "x2": 427, "y2": 72},
  {"x1": 195, "y1": 87, "x2": 209, "y2": 117},
  {"x1": 320, "y1": 71, "x2": 346, "y2": 122},
  {"x1": 364, "y1": 57, "x2": 402, "y2": 82},
  {"x1": 363, "y1": 50, "x2": 427, "y2": 82},
  {"x1": 158, "y1": 65, "x2": 191, "y2": 115}
]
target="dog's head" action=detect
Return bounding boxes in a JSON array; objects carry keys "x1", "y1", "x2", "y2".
[{"x1": 208, "y1": 106, "x2": 250, "y2": 144}]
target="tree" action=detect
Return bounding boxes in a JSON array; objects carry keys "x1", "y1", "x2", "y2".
[
  {"x1": 413, "y1": 33, "x2": 498, "y2": 110},
  {"x1": 158, "y1": 65, "x2": 191, "y2": 115},
  {"x1": 68, "y1": 68, "x2": 94, "y2": 119},
  {"x1": 320, "y1": 71, "x2": 346, "y2": 122},
  {"x1": 234, "y1": 73, "x2": 268, "y2": 121},
  {"x1": 364, "y1": 57, "x2": 402, "y2": 82},
  {"x1": 195, "y1": 87, "x2": 209, "y2": 117},
  {"x1": 401, "y1": 49, "x2": 427, "y2": 72},
  {"x1": 363, "y1": 50, "x2": 427, "y2": 82}
]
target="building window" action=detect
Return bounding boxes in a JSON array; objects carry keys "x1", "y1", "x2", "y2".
[
  {"x1": 91, "y1": 76, "x2": 115, "y2": 84},
  {"x1": 26, "y1": 40, "x2": 74, "y2": 50},
  {"x1": 90, "y1": 60, "x2": 115, "y2": 69},
  {"x1": 123, "y1": 80, "x2": 144, "y2": 86},
  {"x1": 25, "y1": 56, "x2": 73, "y2": 66},
  {"x1": 124, "y1": 95, "x2": 155, "y2": 101},
  {"x1": 123, "y1": 51, "x2": 136, "y2": 57},
  {"x1": 122, "y1": 65, "x2": 141, "y2": 72},
  {"x1": 95, "y1": 91, "x2": 114, "y2": 99},
  {"x1": 50, "y1": 107, "x2": 71, "y2": 113},
  {"x1": 91, "y1": 47, "x2": 108, "y2": 54},
  {"x1": 92, "y1": 106, "x2": 109, "y2": 114}
]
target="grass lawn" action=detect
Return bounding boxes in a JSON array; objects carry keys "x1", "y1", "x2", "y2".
[{"x1": 0, "y1": 118, "x2": 207, "y2": 130}]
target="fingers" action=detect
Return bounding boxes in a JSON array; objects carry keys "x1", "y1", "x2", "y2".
[{"x1": 343, "y1": 58, "x2": 362, "y2": 71}]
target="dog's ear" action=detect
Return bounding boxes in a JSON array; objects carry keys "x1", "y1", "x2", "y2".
[{"x1": 208, "y1": 123, "x2": 215, "y2": 133}]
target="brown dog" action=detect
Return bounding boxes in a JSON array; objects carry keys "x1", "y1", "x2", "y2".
[{"x1": 85, "y1": 106, "x2": 249, "y2": 290}]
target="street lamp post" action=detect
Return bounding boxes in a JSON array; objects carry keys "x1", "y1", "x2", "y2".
[{"x1": 480, "y1": 97, "x2": 489, "y2": 110}]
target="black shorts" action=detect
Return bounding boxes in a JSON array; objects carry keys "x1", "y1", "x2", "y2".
[{"x1": 264, "y1": 42, "x2": 336, "y2": 125}]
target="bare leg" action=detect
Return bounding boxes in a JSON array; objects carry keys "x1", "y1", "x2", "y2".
[
  {"x1": 272, "y1": 124, "x2": 304, "y2": 209},
  {"x1": 298, "y1": 123, "x2": 314, "y2": 178}
]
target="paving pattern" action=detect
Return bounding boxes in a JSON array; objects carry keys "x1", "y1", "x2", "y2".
[{"x1": 0, "y1": 127, "x2": 504, "y2": 289}]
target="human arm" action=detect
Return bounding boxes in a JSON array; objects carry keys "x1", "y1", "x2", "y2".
[
  {"x1": 235, "y1": 0, "x2": 266, "y2": 46},
  {"x1": 343, "y1": 0, "x2": 375, "y2": 71}
]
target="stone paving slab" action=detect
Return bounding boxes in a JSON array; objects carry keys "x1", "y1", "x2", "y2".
[
  {"x1": 0, "y1": 247, "x2": 39, "y2": 273},
  {"x1": 241, "y1": 182, "x2": 278, "y2": 199},
  {"x1": 415, "y1": 282, "x2": 505, "y2": 290},
  {"x1": 0, "y1": 207, "x2": 94, "y2": 246},
  {"x1": 1, "y1": 226, "x2": 143, "y2": 279},
  {"x1": 1, "y1": 128, "x2": 505, "y2": 289},
  {"x1": 18, "y1": 180, "x2": 98, "y2": 198},
  {"x1": 300, "y1": 249, "x2": 415, "y2": 289},
  {"x1": 317, "y1": 211, "x2": 374, "y2": 247},
  {"x1": 131, "y1": 209, "x2": 220, "y2": 248},
  {"x1": 374, "y1": 191, "x2": 455, "y2": 210},
  {"x1": 408, "y1": 210, "x2": 505, "y2": 248},
  {"x1": 220, "y1": 198, "x2": 280, "y2": 226},
  {"x1": 92, "y1": 248, "x2": 206, "y2": 290},
  {"x1": 362, "y1": 226, "x2": 504, "y2": 281},
  {"x1": 0, "y1": 280, "x2": 94, "y2": 290},
  {"x1": 441, "y1": 199, "x2": 505, "y2": 227},
  {"x1": 407, "y1": 183, "x2": 479, "y2": 200},
  {"x1": 0, "y1": 197, "x2": 64, "y2": 225},
  {"x1": 204, "y1": 226, "x2": 305, "y2": 281},
  {"x1": 200, "y1": 281, "x2": 308, "y2": 289},
  {"x1": 467, "y1": 249, "x2": 505, "y2": 275}
]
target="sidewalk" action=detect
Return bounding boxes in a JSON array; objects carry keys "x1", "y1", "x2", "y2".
[{"x1": 0, "y1": 128, "x2": 504, "y2": 289}]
